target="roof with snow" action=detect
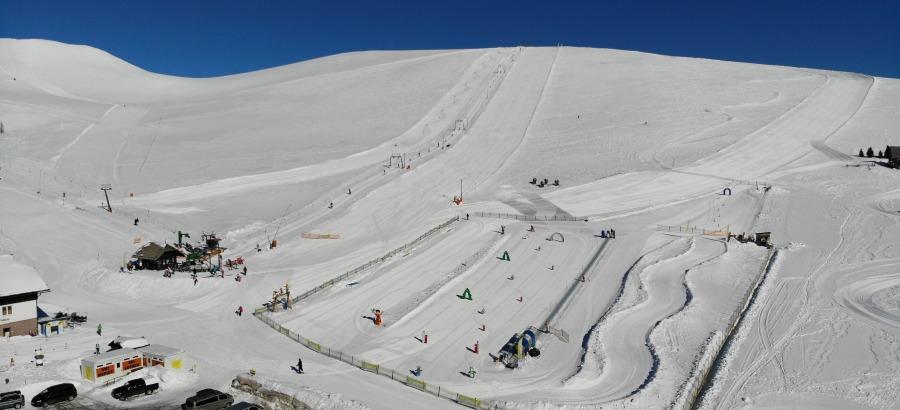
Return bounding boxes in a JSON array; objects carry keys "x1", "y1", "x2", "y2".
[
  {"x1": 0, "y1": 254, "x2": 49, "y2": 298},
  {"x1": 132, "y1": 242, "x2": 185, "y2": 261},
  {"x1": 136, "y1": 344, "x2": 183, "y2": 357},
  {"x1": 82, "y1": 347, "x2": 142, "y2": 365}
]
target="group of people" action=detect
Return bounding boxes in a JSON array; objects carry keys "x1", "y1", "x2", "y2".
[{"x1": 599, "y1": 228, "x2": 616, "y2": 239}]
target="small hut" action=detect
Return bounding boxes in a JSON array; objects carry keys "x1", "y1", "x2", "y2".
[
  {"x1": 132, "y1": 242, "x2": 185, "y2": 270},
  {"x1": 36, "y1": 307, "x2": 67, "y2": 336},
  {"x1": 886, "y1": 146, "x2": 900, "y2": 169},
  {"x1": 81, "y1": 348, "x2": 144, "y2": 384}
]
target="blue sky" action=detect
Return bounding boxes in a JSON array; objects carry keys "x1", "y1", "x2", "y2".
[{"x1": 1, "y1": 0, "x2": 898, "y2": 78}]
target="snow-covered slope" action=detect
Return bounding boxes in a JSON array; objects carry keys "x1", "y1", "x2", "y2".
[{"x1": 1, "y1": 39, "x2": 899, "y2": 409}]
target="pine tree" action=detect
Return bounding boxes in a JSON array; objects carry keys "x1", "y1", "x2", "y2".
[
  {"x1": 878, "y1": 150, "x2": 884, "y2": 158},
  {"x1": 859, "y1": 149, "x2": 865, "y2": 157},
  {"x1": 867, "y1": 147, "x2": 874, "y2": 158},
  {"x1": 0, "y1": 121, "x2": 4, "y2": 134}
]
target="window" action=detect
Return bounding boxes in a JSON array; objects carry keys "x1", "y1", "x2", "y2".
[
  {"x1": 96, "y1": 364, "x2": 115, "y2": 377},
  {"x1": 122, "y1": 357, "x2": 143, "y2": 371},
  {"x1": 198, "y1": 397, "x2": 216, "y2": 405},
  {"x1": 1, "y1": 306, "x2": 11, "y2": 316}
]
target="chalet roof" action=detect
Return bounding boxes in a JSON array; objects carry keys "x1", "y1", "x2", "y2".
[
  {"x1": 0, "y1": 254, "x2": 49, "y2": 298},
  {"x1": 132, "y1": 242, "x2": 185, "y2": 261}
]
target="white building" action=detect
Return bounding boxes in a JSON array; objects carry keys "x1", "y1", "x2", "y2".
[{"x1": 0, "y1": 255, "x2": 49, "y2": 337}]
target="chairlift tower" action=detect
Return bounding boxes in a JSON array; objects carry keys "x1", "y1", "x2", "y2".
[{"x1": 100, "y1": 184, "x2": 112, "y2": 212}]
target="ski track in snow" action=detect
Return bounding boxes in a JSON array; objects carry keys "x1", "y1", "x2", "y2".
[{"x1": 51, "y1": 102, "x2": 118, "y2": 165}]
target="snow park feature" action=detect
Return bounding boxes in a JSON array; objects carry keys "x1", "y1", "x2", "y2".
[{"x1": 1, "y1": 37, "x2": 899, "y2": 410}]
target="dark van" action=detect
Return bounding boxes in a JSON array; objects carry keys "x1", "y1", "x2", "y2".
[
  {"x1": 30, "y1": 383, "x2": 77, "y2": 407},
  {"x1": 181, "y1": 389, "x2": 233, "y2": 410}
]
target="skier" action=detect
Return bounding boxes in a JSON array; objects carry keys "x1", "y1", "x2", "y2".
[
  {"x1": 347, "y1": 188, "x2": 352, "y2": 195},
  {"x1": 237, "y1": 306, "x2": 243, "y2": 316},
  {"x1": 193, "y1": 276, "x2": 198, "y2": 286},
  {"x1": 296, "y1": 357, "x2": 304, "y2": 374},
  {"x1": 243, "y1": 266, "x2": 248, "y2": 275},
  {"x1": 328, "y1": 202, "x2": 333, "y2": 209},
  {"x1": 468, "y1": 366, "x2": 477, "y2": 378},
  {"x1": 465, "y1": 213, "x2": 469, "y2": 220},
  {"x1": 134, "y1": 218, "x2": 139, "y2": 226},
  {"x1": 96, "y1": 323, "x2": 102, "y2": 336},
  {"x1": 412, "y1": 365, "x2": 423, "y2": 377},
  {"x1": 95, "y1": 343, "x2": 100, "y2": 354}
]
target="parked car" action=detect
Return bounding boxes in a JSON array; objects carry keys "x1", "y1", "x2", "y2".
[
  {"x1": 30, "y1": 383, "x2": 76, "y2": 407},
  {"x1": 0, "y1": 390, "x2": 25, "y2": 410},
  {"x1": 181, "y1": 389, "x2": 233, "y2": 410},
  {"x1": 225, "y1": 402, "x2": 262, "y2": 410},
  {"x1": 112, "y1": 378, "x2": 159, "y2": 400}
]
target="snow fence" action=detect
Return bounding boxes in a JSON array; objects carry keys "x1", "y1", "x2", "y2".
[
  {"x1": 254, "y1": 215, "x2": 498, "y2": 409},
  {"x1": 675, "y1": 247, "x2": 778, "y2": 410},
  {"x1": 473, "y1": 211, "x2": 585, "y2": 222}
]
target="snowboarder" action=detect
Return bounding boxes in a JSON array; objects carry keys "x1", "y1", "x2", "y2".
[
  {"x1": 412, "y1": 365, "x2": 423, "y2": 377},
  {"x1": 347, "y1": 188, "x2": 352, "y2": 195},
  {"x1": 96, "y1": 323, "x2": 102, "y2": 336},
  {"x1": 500, "y1": 225, "x2": 505, "y2": 235},
  {"x1": 296, "y1": 357, "x2": 304, "y2": 374},
  {"x1": 468, "y1": 366, "x2": 477, "y2": 378},
  {"x1": 133, "y1": 218, "x2": 139, "y2": 226},
  {"x1": 610, "y1": 229, "x2": 616, "y2": 239},
  {"x1": 328, "y1": 202, "x2": 333, "y2": 209}
]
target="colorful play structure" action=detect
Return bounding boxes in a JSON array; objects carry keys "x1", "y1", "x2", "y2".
[
  {"x1": 268, "y1": 283, "x2": 292, "y2": 312},
  {"x1": 496, "y1": 327, "x2": 539, "y2": 369},
  {"x1": 373, "y1": 309, "x2": 383, "y2": 326},
  {"x1": 458, "y1": 288, "x2": 473, "y2": 300},
  {"x1": 546, "y1": 232, "x2": 565, "y2": 242}
]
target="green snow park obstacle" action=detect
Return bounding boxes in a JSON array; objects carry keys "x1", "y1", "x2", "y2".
[
  {"x1": 498, "y1": 250, "x2": 510, "y2": 261},
  {"x1": 458, "y1": 288, "x2": 472, "y2": 300}
]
